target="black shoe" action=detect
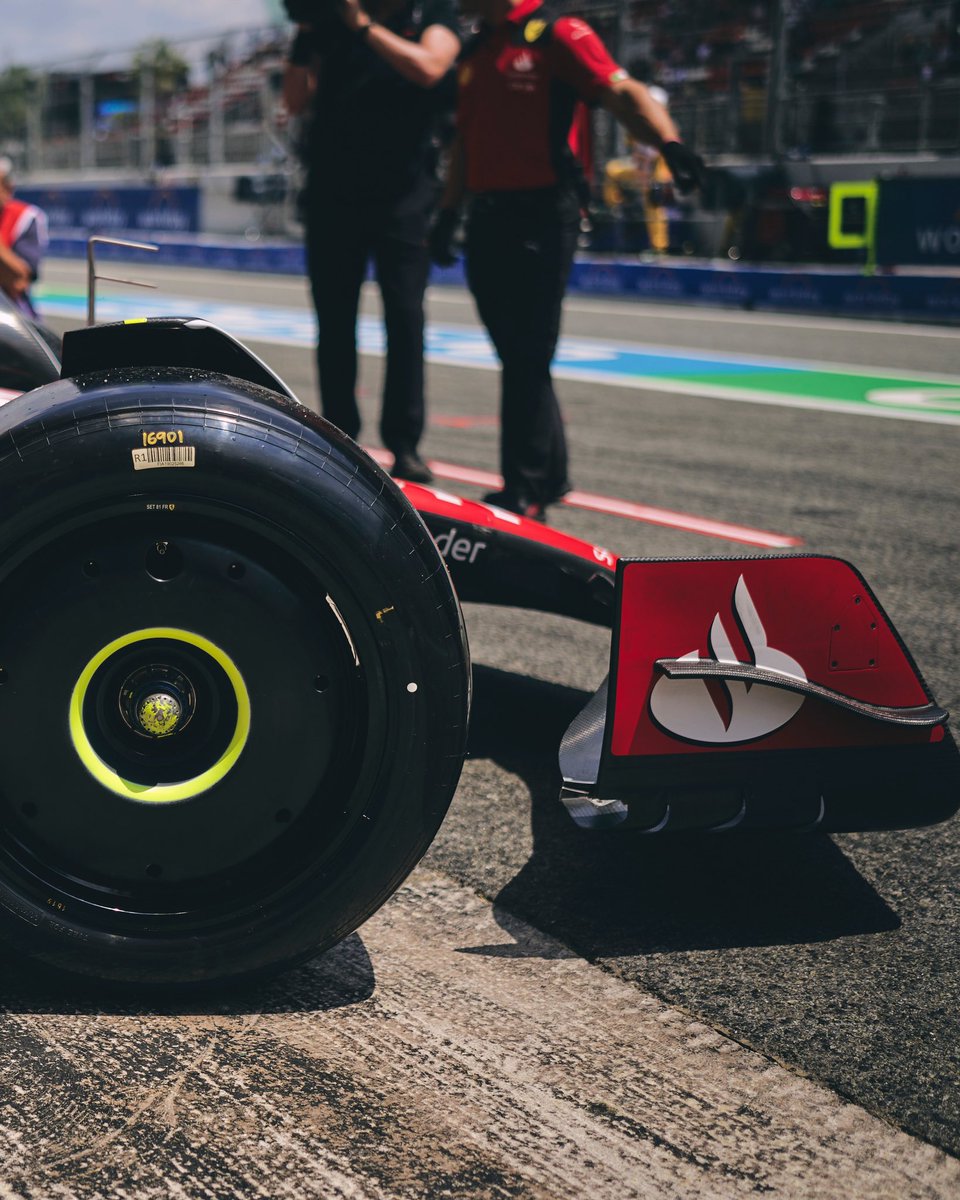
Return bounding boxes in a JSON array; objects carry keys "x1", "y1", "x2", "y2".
[
  {"x1": 547, "y1": 480, "x2": 573, "y2": 503},
  {"x1": 390, "y1": 451, "x2": 434, "y2": 484},
  {"x1": 481, "y1": 489, "x2": 547, "y2": 523}
]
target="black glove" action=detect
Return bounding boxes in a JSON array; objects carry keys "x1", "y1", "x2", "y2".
[
  {"x1": 661, "y1": 142, "x2": 705, "y2": 195},
  {"x1": 428, "y1": 208, "x2": 460, "y2": 267}
]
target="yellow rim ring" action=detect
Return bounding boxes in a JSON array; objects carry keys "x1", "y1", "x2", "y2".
[{"x1": 68, "y1": 627, "x2": 251, "y2": 803}]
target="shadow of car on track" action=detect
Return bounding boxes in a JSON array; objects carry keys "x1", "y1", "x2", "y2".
[
  {"x1": 0, "y1": 931, "x2": 376, "y2": 1016},
  {"x1": 462, "y1": 665, "x2": 900, "y2": 960},
  {"x1": 0, "y1": 665, "x2": 902, "y2": 1009}
]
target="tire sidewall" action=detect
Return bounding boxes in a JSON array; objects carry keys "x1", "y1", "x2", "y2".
[{"x1": 0, "y1": 371, "x2": 470, "y2": 985}]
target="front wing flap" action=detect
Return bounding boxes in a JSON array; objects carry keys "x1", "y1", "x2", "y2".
[{"x1": 560, "y1": 556, "x2": 959, "y2": 833}]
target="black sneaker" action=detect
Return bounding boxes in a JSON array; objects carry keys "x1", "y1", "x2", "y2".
[
  {"x1": 547, "y1": 480, "x2": 573, "y2": 503},
  {"x1": 481, "y1": 489, "x2": 547, "y2": 523},
  {"x1": 390, "y1": 451, "x2": 434, "y2": 484}
]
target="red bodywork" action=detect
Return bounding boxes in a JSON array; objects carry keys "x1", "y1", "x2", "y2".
[
  {"x1": 611, "y1": 557, "x2": 943, "y2": 757},
  {"x1": 396, "y1": 480, "x2": 619, "y2": 575}
]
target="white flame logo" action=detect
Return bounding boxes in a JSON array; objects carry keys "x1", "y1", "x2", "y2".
[{"x1": 649, "y1": 576, "x2": 807, "y2": 744}]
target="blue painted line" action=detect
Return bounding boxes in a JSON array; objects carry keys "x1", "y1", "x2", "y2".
[{"x1": 33, "y1": 287, "x2": 960, "y2": 425}]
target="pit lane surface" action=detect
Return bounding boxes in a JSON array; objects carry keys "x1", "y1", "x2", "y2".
[{"x1": 3, "y1": 260, "x2": 959, "y2": 1197}]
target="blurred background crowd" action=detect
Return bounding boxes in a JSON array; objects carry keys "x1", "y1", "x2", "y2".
[{"x1": 0, "y1": 0, "x2": 958, "y2": 263}]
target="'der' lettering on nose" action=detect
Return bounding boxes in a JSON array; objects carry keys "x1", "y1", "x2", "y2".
[{"x1": 434, "y1": 526, "x2": 487, "y2": 563}]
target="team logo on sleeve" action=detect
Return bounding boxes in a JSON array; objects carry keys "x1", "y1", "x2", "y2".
[{"x1": 565, "y1": 18, "x2": 591, "y2": 40}]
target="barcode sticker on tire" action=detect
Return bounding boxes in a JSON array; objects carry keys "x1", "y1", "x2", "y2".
[{"x1": 132, "y1": 446, "x2": 196, "y2": 470}]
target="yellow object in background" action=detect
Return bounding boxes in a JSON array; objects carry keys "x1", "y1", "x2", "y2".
[
  {"x1": 603, "y1": 156, "x2": 642, "y2": 209},
  {"x1": 828, "y1": 180, "x2": 879, "y2": 273},
  {"x1": 643, "y1": 154, "x2": 673, "y2": 254}
]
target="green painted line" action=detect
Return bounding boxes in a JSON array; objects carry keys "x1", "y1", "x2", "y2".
[
  {"x1": 670, "y1": 369, "x2": 960, "y2": 409},
  {"x1": 35, "y1": 285, "x2": 960, "y2": 425}
]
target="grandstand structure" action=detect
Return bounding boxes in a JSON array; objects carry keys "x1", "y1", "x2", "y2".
[
  {"x1": 578, "y1": 0, "x2": 960, "y2": 157},
  {"x1": 0, "y1": 27, "x2": 291, "y2": 175}
]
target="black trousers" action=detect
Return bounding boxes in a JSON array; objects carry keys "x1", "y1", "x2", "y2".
[
  {"x1": 305, "y1": 180, "x2": 433, "y2": 455},
  {"x1": 465, "y1": 186, "x2": 580, "y2": 504}
]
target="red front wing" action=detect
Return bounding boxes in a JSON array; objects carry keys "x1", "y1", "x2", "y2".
[{"x1": 402, "y1": 483, "x2": 958, "y2": 834}]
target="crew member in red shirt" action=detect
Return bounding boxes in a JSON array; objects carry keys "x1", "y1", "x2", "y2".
[
  {"x1": 0, "y1": 157, "x2": 47, "y2": 320},
  {"x1": 430, "y1": 0, "x2": 703, "y2": 520}
]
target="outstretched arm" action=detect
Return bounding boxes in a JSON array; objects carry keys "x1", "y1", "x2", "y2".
[
  {"x1": 550, "y1": 16, "x2": 705, "y2": 194},
  {"x1": 599, "y1": 77, "x2": 679, "y2": 150},
  {"x1": 339, "y1": 0, "x2": 460, "y2": 88},
  {"x1": 599, "y1": 78, "x2": 704, "y2": 192}
]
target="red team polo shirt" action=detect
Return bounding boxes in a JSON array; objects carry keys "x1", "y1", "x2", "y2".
[{"x1": 457, "y1": 0, "x2": 627, "y2": 193}]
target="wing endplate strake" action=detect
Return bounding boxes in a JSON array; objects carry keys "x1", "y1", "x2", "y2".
[{"x1": 559, "y1": 556, "x2": 958, "y2": 833}]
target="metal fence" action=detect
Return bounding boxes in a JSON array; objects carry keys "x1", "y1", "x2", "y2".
[{"x1": 670, "y1": 82, "x2": 960, "y2": 158}]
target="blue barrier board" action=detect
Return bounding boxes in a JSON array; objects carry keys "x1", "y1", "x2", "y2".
[{"x1": 47, "y1": 234, "x2": 960, "y2": 323}]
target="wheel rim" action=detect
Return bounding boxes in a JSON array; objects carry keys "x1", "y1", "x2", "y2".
[
  {"x1": 68, "y1": 627, "x2": 251, "y2": 803},
  {"x1": 0, "y1": 502, "x2": 390, "y2": 921}
]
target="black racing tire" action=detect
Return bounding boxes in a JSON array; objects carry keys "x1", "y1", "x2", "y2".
[{"x1": 0, "y1": 368, "x2": 470, "y2": 987}]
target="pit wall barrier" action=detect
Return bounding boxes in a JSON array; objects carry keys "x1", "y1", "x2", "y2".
[
  {"x1": 46, "y1": 233, "x2": 960, "y2": 324},
  {"x1": 21, "y1": 186, "x2": 202, "y2": 236}
]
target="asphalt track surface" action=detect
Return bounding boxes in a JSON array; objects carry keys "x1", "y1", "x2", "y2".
[{"x1": 3, "y1": 261, "x2": 960, "y2": 1197}]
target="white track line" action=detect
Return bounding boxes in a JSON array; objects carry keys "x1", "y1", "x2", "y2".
[
  {"x1": 429, "y1": 286, "x2": 960, "y2": 339},
  {"x1": 367, "y1": 449, "x2": 800, "y2": 548}
]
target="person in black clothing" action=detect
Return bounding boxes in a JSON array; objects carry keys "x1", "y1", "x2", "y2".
[
  {"x1": 284, "y1": 0, "x2": 460, "y2": 483},
  {"x1": 430, "y1": 0, "x2": 703, "y2": 520}
]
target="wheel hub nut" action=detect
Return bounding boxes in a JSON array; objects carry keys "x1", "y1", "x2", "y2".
[
  {"x1": 137, "y1": 691, "x2": 183, "y2": 736},
  {"x1": 119, "y1": 665, "x2": 196, "y2": 739}
]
